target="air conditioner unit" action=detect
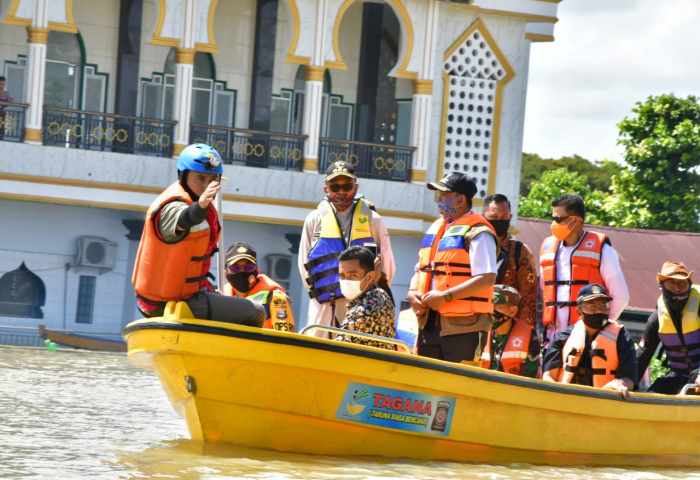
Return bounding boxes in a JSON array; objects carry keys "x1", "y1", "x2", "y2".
[
  {"x1": 265, "y1": 254, "x2": 292, "y2": 291},
  {"x1": 75, "y1": 236, "x2": 118, "y2": 269}
]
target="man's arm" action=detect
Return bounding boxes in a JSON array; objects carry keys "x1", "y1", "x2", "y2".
[
  {"x1": 635, "y1": 311, "x2": 661, "y2": 379},
  {"x1": 297, "y1": 211, "x2": 320, "y2": 292},
  {"x1": 514, "y1": 242, "x2": 538, "y2": 327},
  {"x1": 541, "y1": 327, "x2": 570, "y2": 381},
  {"x1": 599, "y1": 243, "x2": 630, "y2": 321},
  {"x1": 369, "y1": 212, "x2": 395, "y2": 285}
]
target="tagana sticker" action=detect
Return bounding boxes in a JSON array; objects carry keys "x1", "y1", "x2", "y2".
[{"x1": 334, "y1": 382, "x2": 456, "y2": 436}]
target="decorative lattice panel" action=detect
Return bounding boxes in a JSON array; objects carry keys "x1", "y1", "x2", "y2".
[{"x1": 443, "y1": 29, "x2": 507, "y2": 198}]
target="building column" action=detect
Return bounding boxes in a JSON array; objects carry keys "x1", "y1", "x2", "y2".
[
  {"x1": 302, "y1": 65, "x2": 325, "y2": 173},
  {"x1": 172, "y1": 47, "x2": 195, "y2": 157},
  {"x1": 23, "y1": 26, "x2": 49, "y2": 145},
  {"x1": 409, "y1": 79, "x2": 433, "y2": 183}
]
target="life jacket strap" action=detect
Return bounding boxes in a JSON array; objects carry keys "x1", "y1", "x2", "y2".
[
  {"x1": 544, "y1": 279, "x2": 589, "y2": 286},
  {"x1": 304, "y1": 251, "x2": 339, "y2": 272},
  {"x1": 308, "y1": 282, "x2": 341, "y2": 299},
  {"x1": 589, "y1": 348, "x2": 608, "y2": 361},
  {"x1": 306, "y1": 268, "x2": 338, "y2": 285},
  {"x1": 546, "y1": 301, "x2": 578, "y2": 307}
]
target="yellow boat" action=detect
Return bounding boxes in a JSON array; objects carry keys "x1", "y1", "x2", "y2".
[{"x1": 123, "y1": 302, "x2": 700, "y2": 468}]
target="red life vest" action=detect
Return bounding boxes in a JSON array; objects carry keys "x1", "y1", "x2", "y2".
[
  {"x1": 558, "y1": 320, "x2": 621, "y2": 387},
  {"x1": 482, "y1": 318, "x2": 533, "y2": 375},
  {"x1": 416, "y1": 214, "x2": 496, "y2": 316},
  {"x1": 539, "y1": 231, "x2": 606, "y2": 326},
  {"x1": 133, "y1": 181, "x2": 220, "y2": 306}
]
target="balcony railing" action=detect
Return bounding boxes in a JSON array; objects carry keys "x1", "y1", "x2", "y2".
[
  {"x1": 319, "y1": 138, "x2": 413, "y2": 182},
  {"x1": 43, "y1": 107, "x2": 176, "y2": 157},
  {"x1": 191, "y1": 124, "x2": 306, "y2": 171},
  {"x1": 0, "y1": 102, "x2": 28, "y2": 142}
]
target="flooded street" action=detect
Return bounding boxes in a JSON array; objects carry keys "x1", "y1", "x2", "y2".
[{"x1": 1, "y1": 346, "x2": 698, "y2": 480}]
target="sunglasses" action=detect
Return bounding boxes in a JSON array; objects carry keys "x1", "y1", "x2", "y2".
[
  {"x1": 327, "y1": 183, "x2": 355, "y2": 193},
  {"x1": 552, "y1": 215, "x2": 580, "y2": 224},
  {"x1": 579, "y1": 303, "x2": 610, "y2": 314},
  {"x1": 227, "y1": 263, "x2": 256, "y2": 274}
]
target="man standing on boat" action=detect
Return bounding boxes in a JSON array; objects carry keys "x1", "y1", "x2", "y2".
[
  {"x1": 299, "y1": 161, "x2": 395, "y2": 336},
  {"x1": 132, "y1": 143, "x2": 265, "y2": 327},
  {"x1": 481, "y1": 285, "x2": 540, "y2": 378},
  {"x1": 223, "y1": 242, "x2": 295, "y2": 331},
  {"x1": 542, "y1": 283, "x2": 637, "y2": 400},
  {"x1": 636, "y1": 261, "x2": 700, "y2": 394},
  {"x1": 407, "y1": 172, "x2": 498, "y2": 365},
  {"x1": 482, "y1": 193, "x2": 539, "y2": 328},
  {"x1": 539, "y1": 194, "x2": 629, "y2": 348}
]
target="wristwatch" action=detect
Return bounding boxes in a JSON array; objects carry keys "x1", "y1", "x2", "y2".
[{"x1": 444, "y1": 290, "x2": 453, "y2": 302}]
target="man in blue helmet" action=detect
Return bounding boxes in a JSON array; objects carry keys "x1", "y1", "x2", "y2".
[{"x1": 132, "y1": 143, "x2": 265, "y2": 326}]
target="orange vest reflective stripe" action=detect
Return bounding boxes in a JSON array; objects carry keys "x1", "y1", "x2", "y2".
[
  {"x1": 223, "y1": 273, "x2": 290, "y2": 329},
  {"x1": 133, "y1": 182, "x2": 219, "y2": 303},
  {"x1": 558, "y1": 320, "x2": 621, "y2": 387},
  {"x1": 539, "y1": 231, "x2": 606, "y2": 326},
  {"x1": 416, "y1": 214, "x2": 496, "y2": 316},
  {"x1": 482, "y1": 318, "x2": 533, "y2": 375}
]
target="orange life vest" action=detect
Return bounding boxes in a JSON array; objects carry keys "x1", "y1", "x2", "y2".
[
  {"x1": 539, "y1": 231, "x2": 607, "y2": 326},
  {"x1": 223, "y1": 273, "x2": 290, "y2": 329},
  {"x1": 558, "y1": 320, "x2": 621, "y2": 387},
  {"x1": 416, "y1": 214, "x2": 496, "y2": 316},
  {"x1": 133, "y1": 181, "x2": 219, "y2": 305},
  {"x1": 481, "y1": 318, "x2": 533, "y2": 375}
]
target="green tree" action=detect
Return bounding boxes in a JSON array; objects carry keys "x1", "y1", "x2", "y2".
[
  {"x1": 520, "y1": 153, "x2": 622, "y2": 198},
  {"x1": 518, "y1": 168, "x2": 613, "y2": 225},
  {"x1": 613, "y1": 94, "x2": 700, "y2": 232}
]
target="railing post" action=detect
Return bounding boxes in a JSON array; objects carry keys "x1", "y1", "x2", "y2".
[
  {"x1": 302, "y1": 65, "x2": 326, "y2": 173},
  {"x1": 24, "y1": 22, "x2": 50, "y2": 145}
]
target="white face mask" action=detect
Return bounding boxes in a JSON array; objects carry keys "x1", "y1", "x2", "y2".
[{"x1": 340, "y1": 274, "x2": 370, "y2": 301}]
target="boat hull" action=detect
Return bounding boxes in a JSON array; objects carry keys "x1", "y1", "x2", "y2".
[
  {"x1": 39, "y1": 325, "x2": 127, "y2": 352},
  {"x1": 124, "y1": 317, "x2": 700, "y2": 467}
]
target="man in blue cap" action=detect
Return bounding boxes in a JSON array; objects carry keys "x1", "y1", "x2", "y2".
[{"x1": 542, "y1": 283, "x2": 637, "y2": 400}]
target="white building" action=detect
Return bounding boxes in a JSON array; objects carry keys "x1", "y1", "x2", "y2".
[{"x1": 0, "y1": 0, "x2": 562, "y2": 344}]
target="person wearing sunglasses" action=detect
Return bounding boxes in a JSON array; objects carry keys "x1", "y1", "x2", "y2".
[
  {"x1": 539, "y1": 194, "x2": 629, "y2": 348},
  {"x1": 299, "y1": 161, "x2": 395, "y2": 337},
  {"x1": 542, "y1": 283, "x2": 637, "y2": 400},
  {"x1": 406, "y1": 172, "x2": 499, "y2": 365},
  {"x1": 223, "y1": 242, "x2": 295, "y2": 332},
  {"x1": 132, "y1": 143, "x2": 265, "y2": 327}
]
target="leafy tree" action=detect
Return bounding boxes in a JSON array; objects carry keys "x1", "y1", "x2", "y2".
[
  {"x1": 518, "y1": 168, "x2": 614, "y2": 225},
  {"x1": 613, "y1": 94, "x2": 700, "y2": 232},
  {"x1": 520, "y1": 153, "x2": 622, "y2": 198}
]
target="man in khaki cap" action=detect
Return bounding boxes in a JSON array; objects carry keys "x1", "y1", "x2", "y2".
[{"x1": 636, "y1": 261, "x2": 700, "y2": 394}]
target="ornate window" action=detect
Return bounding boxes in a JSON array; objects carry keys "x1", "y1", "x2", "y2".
[
  {"x1": 0, "y1": 262, "x2": 46, "y2": 319},
  {"x1": 440, "y1": 20, "x2": 513, "y2": 199}
]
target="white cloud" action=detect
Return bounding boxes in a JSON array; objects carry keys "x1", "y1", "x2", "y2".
[{"x1": 522, "y1": 0, "x2": 700, "y2": 162}]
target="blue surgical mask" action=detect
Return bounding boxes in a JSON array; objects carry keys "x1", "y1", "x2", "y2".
[{"x1": 438, "y1": 196, "x2": 462, "y2": 218}]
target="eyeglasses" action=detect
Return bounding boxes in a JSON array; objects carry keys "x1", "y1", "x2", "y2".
[
  {"x1": 552, "y1": 215, "x2": 580, "y2": 224},
  {"x1": 327, "y1": 183, "x2": 355, "y2": 193},
  {"x1": 579, "y1": 303, "x2": 610, "y2": 314},
  {"x1": 227, "y1": 263, "x2": 256, "y2": 274}
]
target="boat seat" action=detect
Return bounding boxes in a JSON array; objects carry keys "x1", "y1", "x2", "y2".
[{"x1": 163, "y1": 300, "x2": 195, "y2": 322}]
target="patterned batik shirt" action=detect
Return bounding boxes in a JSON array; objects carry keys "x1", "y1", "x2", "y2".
[
  {"x1": 337, "y1": 286, "x2": 396, "y2": 350},
  {"x1": 500, "y1": 236, "x2": 539, "y2": 328}
]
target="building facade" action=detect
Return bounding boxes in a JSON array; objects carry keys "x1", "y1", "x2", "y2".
[{"x1": 0, "y1": 0, "x2": 561, "y2": 343}]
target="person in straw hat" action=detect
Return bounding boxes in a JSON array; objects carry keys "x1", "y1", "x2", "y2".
[{"x1": 636, "y1": 261, "x2": 700, "y2": 394}]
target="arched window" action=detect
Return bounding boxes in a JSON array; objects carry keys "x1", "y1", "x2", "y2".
[
  {"x1": 45, "y1": 31, "x2": 82, "y2": 109},
  {"x1": 0, "y1": 262, "x2": 46, "y2": 319},
  {"x1": 140, "y1": 50, "x2": 236, "y2": 127}
]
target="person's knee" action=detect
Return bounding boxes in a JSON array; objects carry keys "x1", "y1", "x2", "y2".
[{"x1": 250, "y1": 302, "x2": 265, "y2": 328}]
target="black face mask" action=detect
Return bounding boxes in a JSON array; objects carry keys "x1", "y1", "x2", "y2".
[
  {"x1": 582, "y1": 313, "x2": 608, "y2": 330},
  {"x1": 492, "y1": 311, "x2": 512, "y2": 329},
  {"x1": 488, "y1": 219, "x2": 510, "y2": 237},
  {"x1": 662, "y1": 285, "x2": 691, "y2": 303},
  {"x1": 227, "y1": 272, "x2": 256, "y2": 294}
]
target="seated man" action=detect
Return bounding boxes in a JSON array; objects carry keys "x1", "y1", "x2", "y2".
[
  {"x1": 336, "y1": 245, "x2": 395, "y2": 349},
  {"x1": 482, "y1": 285, "x2": 540, "y2": 378},
  {"x1": 223, "y1": 242, "x2": 294, "y2": 331},
  {"x1": 542, "y1": 283, "x2": 637, "y2": 400},
  {"x1": 636, "y1": 261, "x2": 700, "y2": 394}
]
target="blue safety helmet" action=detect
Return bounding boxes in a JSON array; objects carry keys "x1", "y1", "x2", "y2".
[{"x1": 177, "y1": 143, "x2": 223, "y2": 175}]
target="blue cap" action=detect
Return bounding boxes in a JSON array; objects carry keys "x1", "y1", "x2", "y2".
[{"x1": 577, "y1": 283, "x2": 613, "y2": 305}]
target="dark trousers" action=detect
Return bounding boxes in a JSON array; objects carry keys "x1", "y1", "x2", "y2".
[
  {"x1": 647, "y1": 368, "x2": 700, "y2": 395},
  {"x1": 417, "y1": 311, "x2": 486, "y2": 363}
]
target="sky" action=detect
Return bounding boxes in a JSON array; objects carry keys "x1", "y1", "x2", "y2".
[{"x1": 522, "y1": 0, "x2": 700, "y2": 164}]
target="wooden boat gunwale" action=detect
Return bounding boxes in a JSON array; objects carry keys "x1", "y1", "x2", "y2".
[{"x1": 40, "y1": 325, "x2": 127, "y2": 352}]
